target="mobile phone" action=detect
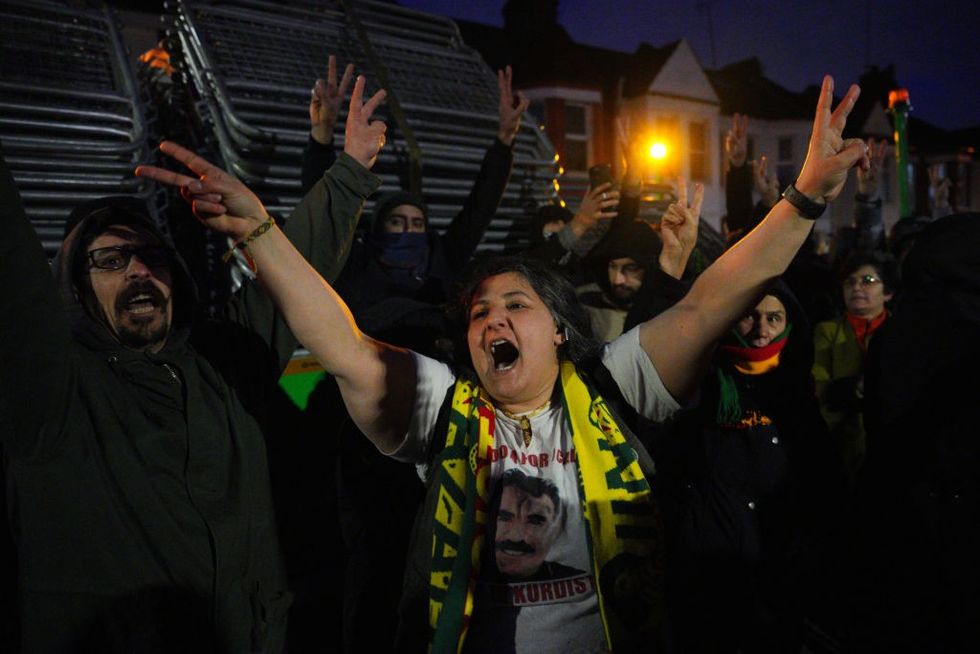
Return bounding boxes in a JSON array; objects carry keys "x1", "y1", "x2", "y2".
[{"x1": 588, "y1": 163, "x2": 613, "y2": 190}]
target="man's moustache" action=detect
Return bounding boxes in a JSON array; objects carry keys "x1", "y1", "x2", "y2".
[
  {"x1": 116, "y1": 281, "x2": 166, "y2": 311},
  {"x1": 495, "y1": 540, "x2": 534, "y2": 554}
]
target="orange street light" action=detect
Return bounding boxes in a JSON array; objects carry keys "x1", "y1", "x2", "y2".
[{"x1": 649, "y1": 142, "x2": 668, "y2": 160}]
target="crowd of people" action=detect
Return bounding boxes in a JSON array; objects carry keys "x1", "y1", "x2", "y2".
[{"x1": 1, "y1": 50, "x2": 977, "y2": 654}]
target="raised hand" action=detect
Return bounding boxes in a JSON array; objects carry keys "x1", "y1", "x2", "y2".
[
  {"x1": 752, "y1": 155, "x2": 781, "y2": 208},
  {"x1": 344, "y1": 75, "x2": 387, "y2": 170},
  {"x1": 658, "y1": 177, "x2": 702, "y2": 279},
  {"x1": 309, "y1": 54, "x2": 355, "y2": 145},
  {"x1": 856, "y1": 137, "x2": 888, "y2": 197},
  {"x1": 497, "y1": 65, "x2": 530, "y2": 147},
  {"x1": 796, "y1": 75, "x2": 867, "y2": 203},
  {"x1": 725, "y1": 113, "x2": 749, "y2": 169},
  {"x1": 135, "y1": 142, "x2": 268, "y2": 240},
  {"x1": 568, "y1": 182, "x2": 619, "y2": 242}
]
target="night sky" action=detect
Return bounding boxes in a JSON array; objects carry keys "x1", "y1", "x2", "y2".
[{"x1": 400, "y1": 0, "x2": 980, "y2": 131}]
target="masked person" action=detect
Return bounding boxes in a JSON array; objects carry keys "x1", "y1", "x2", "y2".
[{"x1": 314, "y1": 66, "x2": 528, "y2": 355}]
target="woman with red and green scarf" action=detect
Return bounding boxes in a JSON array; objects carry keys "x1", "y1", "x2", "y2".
[{"x1": 649, "y1": 280, "x2": 843, "y2": 653}]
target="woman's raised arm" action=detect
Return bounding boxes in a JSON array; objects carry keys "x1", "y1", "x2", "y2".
[
  {"x1": 137, "y1": 77, "x2": 416, "y2": 453},
  {"x1": 640, "y1": 75, "x2": 869, "y2": 401}
]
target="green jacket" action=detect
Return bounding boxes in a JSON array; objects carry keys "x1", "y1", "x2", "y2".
[
  {"x1": 812, "y1": 316, "x2": 867, "y2": 479},
  {"x1": 0, "y1": 150, "x2": 378, "y2": 652}
]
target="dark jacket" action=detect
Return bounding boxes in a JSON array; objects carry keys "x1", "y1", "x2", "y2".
[
  {"x1": 336, "y1": 140, "x2": 514, "y2": 338},
  {"x1": 849, "y1": 213, "x2": 980, "y2": 652},
  {"x1": 329, "y1": 138, "x2": 513, "y2": 346},
  {"x1": 652, "y1": 281, "x2": 842, "y2": 651},
  {"x1": 300, "y1": 136, "x2": 338, "y2": 196},
  {"x1": 722, "y1": 162, "x2": 768, "y2": 244},
  {"x1": 525, "y1": 193, "x2": 641, "y2": 286},
  {"x1": 0, "y1": 149, "x2": 378, "y2": 652}
]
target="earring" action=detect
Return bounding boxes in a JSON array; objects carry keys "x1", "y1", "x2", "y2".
[{"x1": 562, "y1": 327, "x2": 571, "y2": 343}]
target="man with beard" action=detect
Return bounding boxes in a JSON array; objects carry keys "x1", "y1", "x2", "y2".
[
  {"x1": 577, "y1": 187, "x2": 700, "y2": 343},
  {"x1": 0, "y1": 76, "x2": 387, "y2": 652}
]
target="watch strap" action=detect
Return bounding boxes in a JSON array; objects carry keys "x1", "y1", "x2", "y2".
[{"x1": 782, "y1": 183, "x2": 826, "y2": 220}]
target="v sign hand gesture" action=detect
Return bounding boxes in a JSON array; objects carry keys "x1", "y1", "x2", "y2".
[
  {"x1": 497, "y1": 65, "x2": 530, "y2": 147},
  {"x1": 136, "y1": 142, "x2": 269, "y2": 241},
  {"x1": 344, "y1": 75, "x2": 388, "y2": 171},
  {"x1": 310, "y1": 54, "x2": 355, "y2": 145},
  {"x1": 796, "y1": 76, "x2": 868, "y2": 204},
  {"x1": 659, "y1": 177, "x2": 703, "y2": 279}
]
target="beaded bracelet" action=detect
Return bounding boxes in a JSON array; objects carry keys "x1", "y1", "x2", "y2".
[{"x1": 222, "y1": 215, "x2": 276, "y2": 267}]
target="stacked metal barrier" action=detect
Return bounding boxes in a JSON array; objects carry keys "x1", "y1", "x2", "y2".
[
  {"x1": 169, "y1": 0, "x2": 559, "y2": 250},
  {"x1": 0, "y1": 0, "x2": 164, "y2": 255}
]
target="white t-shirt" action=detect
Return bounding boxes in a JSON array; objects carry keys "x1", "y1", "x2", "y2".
[{"x1": 392, "y1": 326, "x2": 678, "y2": 654}]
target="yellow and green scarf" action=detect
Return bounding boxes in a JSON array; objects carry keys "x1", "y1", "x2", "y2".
[{"x1": 427, "y1": 361, "x2": 664, "y2": 653}]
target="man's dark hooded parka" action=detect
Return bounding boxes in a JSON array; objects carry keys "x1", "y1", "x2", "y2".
[{"x1": 0, "y1": 149, "x2": 379, "y2": 652}]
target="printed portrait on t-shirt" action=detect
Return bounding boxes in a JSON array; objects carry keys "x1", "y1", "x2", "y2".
[{"x1": 488, "y1": 468, "x2": 584, "y2": 581}]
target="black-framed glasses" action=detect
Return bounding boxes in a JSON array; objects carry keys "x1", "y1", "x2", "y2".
[
  {"x1": 86, "y1": 245, "x2": 172, "y2": 271},
  {"x1": 843, "y1": 274, "x2": 881, "y2": 288}
]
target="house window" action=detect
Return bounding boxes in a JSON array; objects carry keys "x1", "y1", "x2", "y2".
[
  {"x1": 776, "y1": 136, "x2": 795, "y2": 188},
  {"x1": 563, "y1": 103, "x2": 590, "y2": 171},
  {"x1": 689, "y1": 121, "x2": 708, "y2": 181}
]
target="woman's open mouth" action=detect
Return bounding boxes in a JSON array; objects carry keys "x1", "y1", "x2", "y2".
[{"x1": 490, "y1": 338, "x2": 520, "y2": 371}]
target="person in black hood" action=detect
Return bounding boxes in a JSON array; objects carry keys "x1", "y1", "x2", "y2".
[
  {"x1": 0, "y1": 78, "x2": 386, "y2": 653},
  {"x1": 649, "y1": 280, "x2": 844, "y2": 653},
  {"x1": 578, "y1": 180, "x2": 702, "y2": 342},
  {"x1": 61, "y1": 196, "x2": 196, "y2": 353}
]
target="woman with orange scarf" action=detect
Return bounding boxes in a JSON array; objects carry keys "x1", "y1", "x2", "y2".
[{"x1": 645, "y1": 281, "x2": 842, "y2": 653}]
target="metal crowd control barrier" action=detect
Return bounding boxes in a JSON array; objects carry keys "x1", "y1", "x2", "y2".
[
  {"x1": 0, "y1": 0, "x2": 164, "y2": 255},
  {"x1": 169, "y1": 0, "x2": 559, "y2": 250}
]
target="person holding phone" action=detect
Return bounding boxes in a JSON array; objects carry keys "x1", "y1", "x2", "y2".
[
  {"x1": 576, "y1": 175, "x2": 702, "y2": 342},
  {"x1": 524, "y1": 173, "x2": 620, "y2": 284}
]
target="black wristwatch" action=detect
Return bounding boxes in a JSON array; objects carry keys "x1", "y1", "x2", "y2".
[{"x1": 782, "y1": 183, "x2": 826, "y2": 220}]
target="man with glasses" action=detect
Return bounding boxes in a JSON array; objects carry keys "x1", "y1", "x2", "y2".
[
  {"x1": 0, "y1": 76, "x2": 387, "y2": 653},
  {"x1": 812, "y1": 251, "x2": 899, "y2": 485},
  {"x1": 77, "y1": 216, "x2": 176, "y2": 352}
]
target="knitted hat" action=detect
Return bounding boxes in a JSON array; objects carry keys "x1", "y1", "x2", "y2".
[{"x1": 370, "y1": 191, "x2": 428, "y2": 236}]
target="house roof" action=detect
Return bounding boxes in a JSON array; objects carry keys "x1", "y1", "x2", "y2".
[
  {"x1": 457, "y1": 18, "x2": 630, "y2": 95},
  {"x1": 620, "y1": 41, "x2": 680, "y2": 98},
  {"x1": 705, "y1": 58, "x2": 812, "y2": 120},
  {"x1": 455, "y1": 17, "x2": 977, "y2": 158}
]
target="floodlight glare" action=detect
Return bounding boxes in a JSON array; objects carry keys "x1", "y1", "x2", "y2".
[{"x1": 649, "y1": 142, "x2": 668, "y2": 160}]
